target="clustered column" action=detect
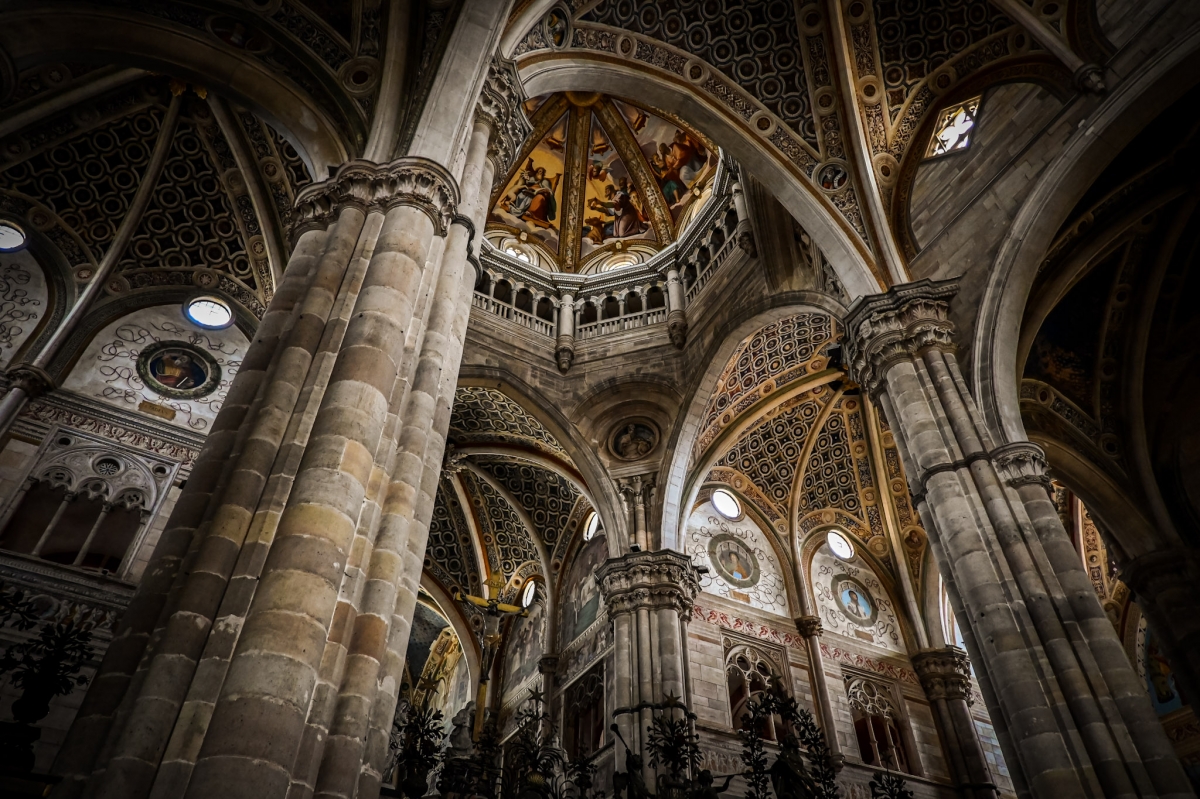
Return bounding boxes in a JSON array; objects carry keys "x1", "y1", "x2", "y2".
[
  {"x1": 844, "y1": 279, "x2": 1193, "y2": 799},
  {"x1": 596, "y1": 550, "x2": 700, "y2": 789},
  {"x1": 911, "y1": 646, "x2": 997, "y2": 799}
]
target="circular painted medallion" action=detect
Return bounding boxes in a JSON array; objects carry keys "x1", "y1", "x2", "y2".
[
  {"x1": 708, "y1": 533, "x2": 760, "y2": 589},
  {"x1": 137, "y1": 340, "x2": 221, "y2": 399},
  {"x1": 831, "y1": 574, "x2": 877, "y2": 627}
]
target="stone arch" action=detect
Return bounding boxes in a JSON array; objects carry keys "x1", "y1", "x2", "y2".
[
  {"x1": 659, "y1": 293, "x2": 845, "y2": 550},
  {"x1": 454, "y1": 368, "x2": 625, "y2": 556},
  {"x1": 420, "y1": 571, "x2": 482, "y2": 688},
  {"x1": 972, "y1": 26, "x2": 1200, "y2": 445},
  {"x1": 0, "y1": 9, "x2": 354, "y2": 177},
  {"x1": 514, "y1": 54, "x2": 882, "y2": 298}
]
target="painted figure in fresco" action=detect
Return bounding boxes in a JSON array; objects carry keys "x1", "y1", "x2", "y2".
[
  {"x1": 502, "y1": 159, "x2": 561, "y2": 229},
  {"x1": 149, "y1": 350, "x2": 206, "y2": 390},
  {"x1": 721, "y1": 548, "x2": 749, "y2": 581},
  {"x1": 587, "y1": 180, "x2": 647, "y2": 241},
  {"x1": 842, "y1": 585, "x2": 869, "y2": 620}
]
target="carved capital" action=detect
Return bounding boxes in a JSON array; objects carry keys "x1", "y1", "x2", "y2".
[
  {"x1": 290, "y1": 156, "x2": 459, "y2": 241},
  {"x1": 794, "y1": 615, "x2": 823, "y2": 638},
  {"x1": 597, "y1": 549, "x2": 701, "y2": 619},
  {"x1": 475, "y1": 57, "x2": 531, "y2": 188},
  {"x1": 991, "y1": 441, "x2": 1052, "y2": 496},
  {"x1": 844, "y1": 278, "x2": 959, "y2": 397},
  {"x1": 667, "y1": 309, "x2": 688, "y2": 349},
  {"x1": 911, "y1": 646, "x2": 973, "y2": 703},
  {"x1": 5, "y1": 365, "x2": 55, "y2": 398}
]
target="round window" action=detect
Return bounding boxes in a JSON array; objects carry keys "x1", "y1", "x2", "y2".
[
  {"x1": 0, "y1": 222, "x2": 27, "y2": 252},
  {"x1": 184, "y1": 296, "x2": 233, "y2": 329},
  {"x1": 711, "y1": 489, "x2": 741, "y2": 519},
  {"x1": 520, "y1": 580, "x2": 538, "y2": 608},
  {"x1": 583, "y1": 511, "x2": 600, "y2": 541},
  {"x1": 826, "y1": 529, "x2": 855, "y2": 560}
]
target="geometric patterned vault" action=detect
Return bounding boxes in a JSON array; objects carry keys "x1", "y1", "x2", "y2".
[
  {"x1": 474, "y1": 457, "x2": 578, "y2": 554},
  {"x1": 462, "y1": 469, "x2": 542, "y2": 580},
  {"x1": 694, "y1": 311, "x2": 838, "y2": 463},
  {"x1": 448, "y1": 386, "x2": 571, "y2": 459},
  {"x1": 582, "y1": 0, "x2": 817, "y2": 146}
]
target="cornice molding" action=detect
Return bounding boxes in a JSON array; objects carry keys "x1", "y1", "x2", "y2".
[{"x1": 290, "y1": 156, "x2": 460, "y2": 240}]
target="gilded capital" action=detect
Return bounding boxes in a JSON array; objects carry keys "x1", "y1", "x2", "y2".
[
  {"x1": 911, "y1": 646, "x2": 973, "y2": 703},
  {"x1": 290, "y1": 156, "x2": 459, "y2": 241},
  {"x1": 596, "y1": 549, "x2": 701, "y2": 618},
  {"x1": 843, "y1": 278, "x2": 959, "y2": 397}
]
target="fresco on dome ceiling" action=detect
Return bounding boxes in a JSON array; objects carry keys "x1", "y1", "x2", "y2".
[
  {"x1": 489, "y1": 112, "x2": 566, "y2": 259},
  {"x1": 615, "y1": 99, "x2": 717, "y2": 224},
  {"x1": 581, "y1": 114, "x2": 656, "y2": 260}
]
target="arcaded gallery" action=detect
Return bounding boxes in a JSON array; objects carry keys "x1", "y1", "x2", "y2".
[{"x1": 0, "y1": 1, "x2": 1196, "y2": 798}]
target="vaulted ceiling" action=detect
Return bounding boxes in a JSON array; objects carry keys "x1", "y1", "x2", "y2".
[{"x1": 506, "y1": 0, "x2": 1108, "y2": 288}]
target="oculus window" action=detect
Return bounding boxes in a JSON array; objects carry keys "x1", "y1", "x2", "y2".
[
  {"x1": 184, "y1": 296, "x2": 233, "y2": 329},
  {"x1": 826, "y1": 529, "x2": 855, "y2": 560},
  {"x1": 520, "y1": 579, "x2": 538, "y2": 609},
  {"x1": 711, "y1": 489, "x2": 741, "y2": 519},
  {"x1": 926, "y1": 96, "x2": 981, "y2": 158},
  {"x1": 0, "y1": 222, "x2": 27, "y2": 251}
]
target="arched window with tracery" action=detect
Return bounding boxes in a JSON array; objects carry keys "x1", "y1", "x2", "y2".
[
  {"x1": 724, "y1": 639, "x2": 786, "y2": 741},
  {"x1": 845, "y1": 676, "x2": 911, "y2": 773}
]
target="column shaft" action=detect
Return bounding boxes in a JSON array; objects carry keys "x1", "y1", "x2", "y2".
[
  {"x1": 184, "y1": 178, "x2": 449, "y2": 797},
  {"x1": 845, "y1": 279, "x2": 1194, "y2": 799}
]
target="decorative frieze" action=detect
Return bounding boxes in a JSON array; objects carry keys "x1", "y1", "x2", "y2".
[
  {"x1": 843, "y1": 278, "x2": 959, "y2": 398},
  {"x1": 290, "y1": 156, "x2": 459, "y2": 240}
]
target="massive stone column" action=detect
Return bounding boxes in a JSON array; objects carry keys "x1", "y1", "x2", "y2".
[
  {"x1": 911, "y1": 647, "x2": 998, "y2": 799},
  {"x1": 844, "y1": 279, "x2": 1194, "y2": 799},
  {"x1": 597, "y1": 550, "x2": 700, "y2": 788},
  {"x1": 51, "y1": 226, "x2": 330, "y2": 799},
  {"x1": 181, "y1": 159, "x2": 458, "y2": 799}
]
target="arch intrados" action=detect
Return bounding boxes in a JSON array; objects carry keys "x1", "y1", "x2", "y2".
[
  {"x1": 455, "y1": 369, "x2": 628, "y2": 555},
  {"x1": 515, "y1": 55, "x2": 881, "y2": 299},
  {"x1": 0, "y1": 11, "x2": 351, "y2": 178},
  {"x1": 973, "y1": 28, "x2": 1200, "y2": 444},
  {"x1": 419, "y1": 572, "x2": 482, "y2": 686}
]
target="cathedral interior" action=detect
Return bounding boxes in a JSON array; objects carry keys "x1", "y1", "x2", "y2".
[{"x1": 0, "y1": 1, "x2": 1199, "y2": 798}]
